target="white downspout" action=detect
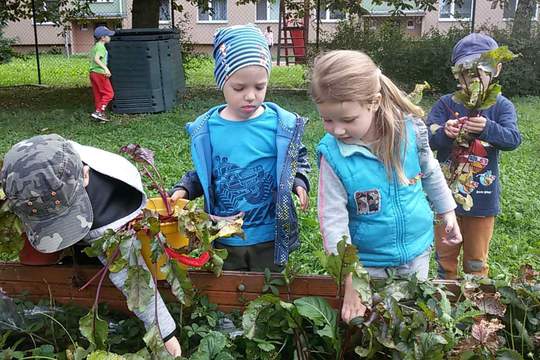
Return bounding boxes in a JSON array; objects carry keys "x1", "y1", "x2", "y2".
[{"x1": 119, "y1": 0, "x2": 124, "y2": 28}]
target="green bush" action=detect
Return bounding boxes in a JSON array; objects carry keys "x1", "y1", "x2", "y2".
[
  {"x1": 484, "y1": 26, "x2": 540, "y2": 97},
  {"x1": 320, "y1": 20, "x2": 540, "y2": 97},
  {"x1": 320, "y1": 20, "x2": 468, "y2": 93},
  {"x1": 0, "y1": 26, "x2": 15, "y2": 64}
]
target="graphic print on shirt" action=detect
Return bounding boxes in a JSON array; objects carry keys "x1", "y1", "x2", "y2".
[
  {"x1": 213, "y1": 156, "x2": 275, "y2": 225},
  {"x1": 354, "y1": 189, "x2": 381, "y2": 215},
  {"x1": 478, "y1": 170, "x2": 496, "y2": 187}
]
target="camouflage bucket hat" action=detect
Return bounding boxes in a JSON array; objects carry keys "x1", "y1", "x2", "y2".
[{"x1": 0, "y1": 134, "x2": 93, "y2": 253}]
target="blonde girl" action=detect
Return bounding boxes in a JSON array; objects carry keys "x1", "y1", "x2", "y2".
[{"x1": 312, "y1": 50, "x2": 462, "y2": 323}]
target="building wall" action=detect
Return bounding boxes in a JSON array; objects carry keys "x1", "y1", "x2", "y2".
[
  {"x1": 422, "y1": 2, "x2": 511, "y2": 34},
  {"x1": 4, "y1": 19, "x2": 64, "y2": 46},
  {"x1": 71, "y1": 19, "x2": 123, "y2": 54},
  {"x1": 174, "y1": 0, "x2": 343, "y2": 47},
  {"x1": 364, "y1": 16, "x2": 424, "y2": 37}
]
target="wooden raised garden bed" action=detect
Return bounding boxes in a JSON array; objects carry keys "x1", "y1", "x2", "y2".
[{"x1": 0, "y1": 262, "x2": 462, "y2": 313}]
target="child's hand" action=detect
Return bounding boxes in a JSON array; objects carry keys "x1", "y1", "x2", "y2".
[
  {"x1": 464, "y1": 116, "x2": 487, "y2": 134},
  {"x1": 294, "y1": 186, "x2": 309, "y2": 211},
  {"x1": 342, "y1": 274, "x2": 367, "y2": 323},
  {"x1": 439, "y1": 211, "x2": 462, "y2": 245},
  {"x1": 105, "y1": 69, "x2": 112, "y2": 77},
  {"x1": 170, "y1": 189, "x2": 187, "y2": 204},
  {"x1": 444, "y1": 119, "x2": 461, "y2": 139}
]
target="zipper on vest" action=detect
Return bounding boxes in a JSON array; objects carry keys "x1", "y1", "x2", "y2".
[{"x1": 392, "y1": 174, "x2": 408, "y2": 264}]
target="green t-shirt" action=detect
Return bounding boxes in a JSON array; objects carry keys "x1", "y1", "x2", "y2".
[{"x1": 89, "y1": 42, "x2": 108, "y2": 74}]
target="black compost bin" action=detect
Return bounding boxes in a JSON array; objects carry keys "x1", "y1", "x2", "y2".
[{"x1": 108, "y1": 28, "x2": 185, "y2": 114}]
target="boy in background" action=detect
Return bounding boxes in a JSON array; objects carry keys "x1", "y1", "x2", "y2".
[
  {"x1": 427, "y1": 33, "x2": 521, "y2": 279},
  {"x1": 89, "y1": 26, "x2": 115, "y2": 122}
]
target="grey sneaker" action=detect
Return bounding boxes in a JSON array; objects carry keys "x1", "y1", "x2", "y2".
[{"x1": 91, "y1": 111, "x2": 110, "y2": 122}]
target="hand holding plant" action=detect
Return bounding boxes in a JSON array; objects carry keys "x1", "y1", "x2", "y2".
[
  {"x1": 170, "y1": 189, "x2": 187, "y2": 205},
  {"x1": 444, "y1": 118, "x2": 462, "y2": 139},
  {"x1": 341, "y1": 273, "x2": 367, "y2": 323},
  {"x1": 463, "y1": 115, "x2": 487, "y2": 134},
  {"x1": 438, "y1": 210, "x2": 462, "y2": 245}
]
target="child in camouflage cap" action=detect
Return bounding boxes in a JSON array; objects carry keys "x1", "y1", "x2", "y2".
[{"x1": 0, "y1": 134, "x2": 182, "y2": 357}]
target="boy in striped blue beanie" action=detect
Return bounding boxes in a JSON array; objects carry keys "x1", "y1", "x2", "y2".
[{"x1": 170, "y1": 24, "x2": 311, "y2": 271}]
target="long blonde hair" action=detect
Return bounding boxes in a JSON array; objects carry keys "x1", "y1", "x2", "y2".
[{"x1": 310, "y1": 50, "x2": 424, "y2": 183}]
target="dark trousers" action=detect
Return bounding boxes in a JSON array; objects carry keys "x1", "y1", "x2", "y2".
[{"x1": 214, "y1": 241, "x2": 283, "y2": 272}]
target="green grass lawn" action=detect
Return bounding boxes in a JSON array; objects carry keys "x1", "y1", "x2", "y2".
[
  {"x1": 0, "y1": 86, "x2": 538, "y2": 278},
  {"x1": 0, "y1": 54, "x2": 307, "y2": 89}
]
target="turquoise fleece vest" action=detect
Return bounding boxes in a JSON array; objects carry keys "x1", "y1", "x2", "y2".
[{"x1": 317, "y1": 121, "x2": 434, "y2": 267}]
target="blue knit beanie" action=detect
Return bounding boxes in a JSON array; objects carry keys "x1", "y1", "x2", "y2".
[{"x1": 213, "y1": 25, "x2": 272, "y2": 90}]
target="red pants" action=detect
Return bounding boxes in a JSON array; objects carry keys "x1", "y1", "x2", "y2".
[
  {"x1": 435, "y1": 216, "x2": 495, "y2": 279},
  {"x1": 90, "y1": 72, "x2": 114, "y2": 112}
]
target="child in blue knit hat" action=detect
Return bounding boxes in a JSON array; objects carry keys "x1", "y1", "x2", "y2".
[
  {"x1": 426, "y1": 33, "x2": 521, "y2": 279},
  {"x1": 170, "y1": 25, "x2": 311, "y2": 271}
]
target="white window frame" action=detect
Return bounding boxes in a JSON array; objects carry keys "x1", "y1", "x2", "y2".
[
  {"x1": 319, "y1": 6, "x2": 347, "y2": 23},
  {"x1": 35, "y1": 0, "x2": 57, "y2": 25},
  {"x1": 255, "y1": 0, "x2": 280, "y2": 23},
  {"x1": 197, "y1": 0, "x2": 228, "y2": 23},
  {"x1": 438, "y1": 0, "x2": 473, "y2": 22},
  {"x1": 159, "y1": 0, "x2": 172, "y2": 25},
  {"x1": 94, "y1": 0, "x2": 114, "y2": 3},
  {"x1": 503, "y1": 0, "x2": 539, "y2": 21}
]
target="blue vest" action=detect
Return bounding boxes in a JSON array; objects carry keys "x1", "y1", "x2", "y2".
[{"x1": 317, "y1": 121, "x2": 434, "y2": 267}]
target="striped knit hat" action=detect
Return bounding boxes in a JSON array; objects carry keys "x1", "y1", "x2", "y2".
[{"x1": 213, "y1": 24, "x2": 272, "y2": 90}]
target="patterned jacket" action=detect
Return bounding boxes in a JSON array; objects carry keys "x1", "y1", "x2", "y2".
[{"x1": 171, "y1": 102, "x2": 311, "y2": 265}]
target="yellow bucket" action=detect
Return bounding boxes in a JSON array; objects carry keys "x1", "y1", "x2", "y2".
[{"x1": 138, "y1": 197, "x2": 189, "y2": 280}]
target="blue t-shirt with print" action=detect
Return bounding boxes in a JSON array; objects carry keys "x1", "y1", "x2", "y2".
[{"x1": 209, "y1": 106, "x2": 277, "y2": 246}]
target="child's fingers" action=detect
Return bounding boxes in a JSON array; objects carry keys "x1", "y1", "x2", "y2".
[
  {"x1": 301, "y1": 190, "x2": 309, "y2": 211},
  {"x1": 296, "y1": 187, "x2": 309, "y2": 211},
  {"x1": 170, "y1": 189, "x2": 187, "y2": 203},
  {"x1": 342, "y1": 307, "x2": 352, "y2": 323}
]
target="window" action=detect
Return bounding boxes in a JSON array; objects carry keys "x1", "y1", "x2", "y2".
[
  {"x1": 503, "y1": 0, "x2": 539, "y2": 19},
  {"x1": 80, "y1": 22, "x2": 88, "y2": 31},
  {"x1": 439, "y1": 0, "x2": 473, "y2": 20},
  {"x1": 198, "y1": 0, "x2": 227, "y2": 22},
  {"x1": 256, "y1": 0, "x2": 280, "y2": 21},
  {"x1": 160, "y1": 0, "x2": 171, "y2": 23},
  {"x1": 95, "y1": 0, "x2": 114, "y2": 3},
  {"x1": 407, "y1": 20, "x2": 415, "y2": 30},
  {"x1": 318, "y1": 2, "x2": 346, "y2": 21},
  {"x1": 36, "y1": 0, "x2": 59, "y2": 25}
]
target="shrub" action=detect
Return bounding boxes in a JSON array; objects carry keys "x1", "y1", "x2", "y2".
[
  {"x1": 319, "y1": 20, "x2": 468, "y2": 93},
  {"x1": 484, "y1": 25, "x2": 540, "y2": 97},
  {"x1": 319, "y1": 19, "x2": 540, "y2": 97},
  {"x1": 0, "y1": 26, "x2": 15, "y2": 64}
]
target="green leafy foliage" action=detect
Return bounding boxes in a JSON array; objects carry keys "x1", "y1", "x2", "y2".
[
  {"x1": 317, "y1": 238, "x2": 358, "y2": 288},
  {"x1": 177, "y1": 201, "x2": 244, "y2": 252},
  {"x1": 352, "y1": 264, "x2": 373, "y2": 306},
  {"x1": 161, "y1": 259, "x2": 194, "y2": 307},
  {"x1": 242, "y1": 294, "x2": 282, "y2": 340},
  {"x1": 0, "y1": 186, "x2": 23, "y2": 262},
  {"x1": 478, "y1": 46, "x2": 519, "y2": 72},
  {"x1": 142, "y1": 325, "x2": 175, "y2": 360},
  {"x1": 79, "y1": 307, "x2": 109, "y2": 350},
  {"x1": 407, "y1": 81, "x2": 431, "y2": 105},
  {"x1": 189, "y1": 331, "x2": 234, "y2": 360},
  {"x1": 125, "y1": 266, "x2": 153, "y2": 313},
  {"x1": 0, "y1": 27, "x2": 15, "y2": 64},
  {"x1": 294, "y1": 296, "x2": 338, "y2": 341},
  {"x1": 87, "y1": 350, "x2": 126, "y2": 360}
]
